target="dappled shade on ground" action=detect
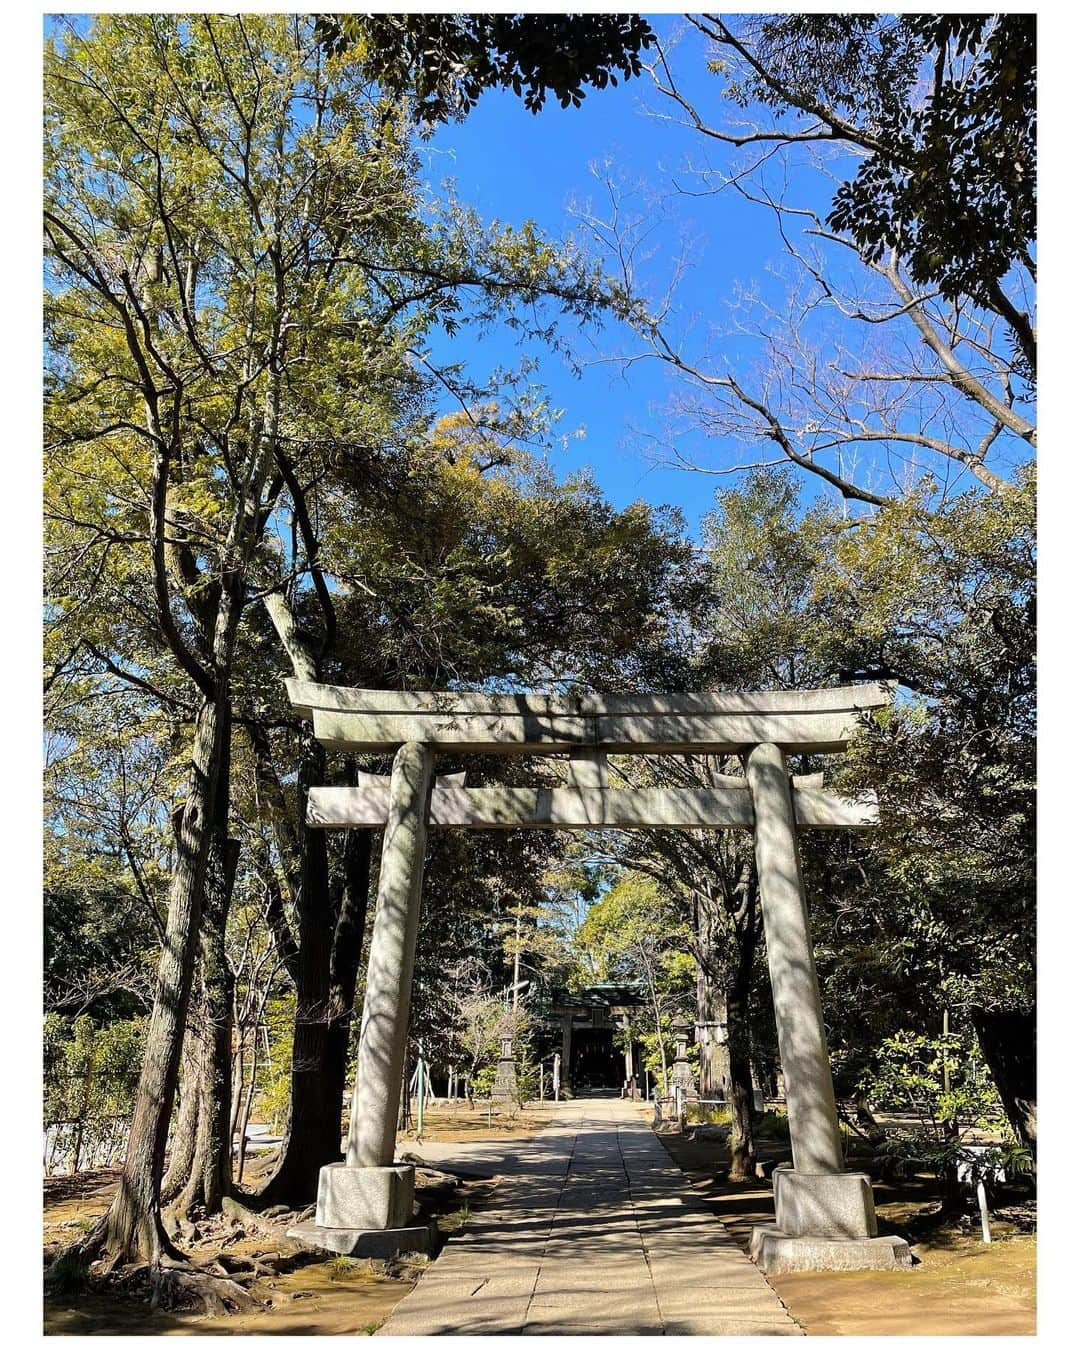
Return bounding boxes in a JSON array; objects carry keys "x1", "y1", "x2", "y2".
[{"x1": 659, "y1": 1126, "x2": 1035, "y2": 1336}]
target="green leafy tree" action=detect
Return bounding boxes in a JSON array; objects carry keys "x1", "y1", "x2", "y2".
[
  {"x1": 858, "y1": 1031, "x2": 1031, "y2": 1207},
  {"x1": 316, "y1": 12, "x2": 655, "y2": 120},
  {"x1": 45, "y1": 1015, "x2": 147, "y2": 1174},
  {"x1": 45, "y1": 10, "x2": 618, "y2": 1274},
  {"x1": 698, "y1": 467, "x2": 1035, "y2": 1155}
]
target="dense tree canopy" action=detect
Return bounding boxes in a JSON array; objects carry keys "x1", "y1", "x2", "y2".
[{"x1": 315, "y1": 12, "x2": 656, "y2": 120}]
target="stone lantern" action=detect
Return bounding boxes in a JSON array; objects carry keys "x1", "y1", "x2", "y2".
[
  {"x1": 492, "y1": 1031, "x2": 518, "y2": 1102},
  {"x1": 670, "y1": 1017, "x2": 698, "y2": 1101}
]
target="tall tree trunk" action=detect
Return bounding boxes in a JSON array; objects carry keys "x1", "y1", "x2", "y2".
[
  {"x1": 173, "y1": 821, "x2": 240, "y2": 1217},
  {"x1": 234, "y1": 1044, "x2": 260, "y2": 1187},
  {"x1": 252, "y1": 592, "x2": 375, "y2": 1207},
  {"x1": 228, "y1": 1029, "x2": 246, "y2": 1152},
  {"x1": 102, "y1": 690, "x2": 229, "y2": 1262},
  {"x1": 972, "y1": 1006, "x2": 1037, "y2": 1161},
  {"x1": 325, "y1": 825, "x2": 373, "y2": 1151},
  {"x1": 641, "y1": 950, "x2": 668, "y2": 1096},
  {"x1": 161, "y1": 1025, "x2": 202, "y2": 1205},
  {"x1": 724, "y1": 998, "x2": 757, "y2": 1181},
  {"x1": 257, "y1": 729, "x2": 337, "y2": 1206},
  {"x1": 725, "y1": 883, "x2": 758, "y2": 1182},
  {"x1": 693, "y1": 893, "x2": 727, "y2": 1098}
]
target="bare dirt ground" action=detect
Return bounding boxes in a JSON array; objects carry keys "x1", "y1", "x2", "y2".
[
  {"x1": 399, "y1": 1101, "x2": 551, "y2": 1144},
  {"x1": 659, "y1": 1126, "x2": 1036, "y2": 1337},
  {"x1": 43, "y1": 1115, "x2": 518, "y2": 1337},
  {"x1": 46, "y1": 1106, "x2": 1034, "y2": 1336}
]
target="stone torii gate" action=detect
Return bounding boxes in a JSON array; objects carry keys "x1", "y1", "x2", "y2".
[{"x1": 284, "y1": 681, "x2": 911, "y2": 1273}]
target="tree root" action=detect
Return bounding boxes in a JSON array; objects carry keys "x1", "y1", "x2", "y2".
[
  {"x1": 221, "y1": 1195, "x2": 298, "y2": 1241},
  {"x1": 214, "y1": 1249, "x2": 288, "y2": 1280},
  {"x1": 44, "y1": 1213, "x2": 109, "y2": 1293},
  {"x1": 150, "y1": 1264, "x2": 262, "y2": 1315},
  {"x1": 161, "y1": 1206, "x2": 199, "y2": 1246},
  {"x1": 46, "y1": 1209, "x2": 303, "y2": 1317}
]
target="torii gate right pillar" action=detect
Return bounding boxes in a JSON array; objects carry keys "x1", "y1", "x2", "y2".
[{"x1": 746, "y1": 743, "x2": 911, "y2": 1271}]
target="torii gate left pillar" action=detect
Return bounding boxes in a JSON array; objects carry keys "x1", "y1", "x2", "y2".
[{"x1": 290, "y1": 742, "x2": 436, "y2": 1256}]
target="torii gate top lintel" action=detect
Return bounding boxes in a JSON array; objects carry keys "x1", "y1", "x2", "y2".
[{"x1": 286, "y1": 678, "x2": 893, "y2": 757}]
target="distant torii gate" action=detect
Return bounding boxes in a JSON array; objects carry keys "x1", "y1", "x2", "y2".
[{"x1": 284, "y1": 681, "x2": 911, "y2": 1273}]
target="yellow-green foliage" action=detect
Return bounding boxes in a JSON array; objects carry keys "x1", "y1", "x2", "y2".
[
  {"x1": 44, "y1": 1014, "x2": 146, "y2": 1126},
  {"x1": 255, "y1": 994, "x2": 296, "y2": 1133},
  {"x1": 686, "y1": 1103, "x2": 731, "y2": 1127}
]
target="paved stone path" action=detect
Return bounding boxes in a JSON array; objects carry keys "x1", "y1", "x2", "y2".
[{"x1": 378, "y1": 1098, "x2": 801, "y2": 1336}]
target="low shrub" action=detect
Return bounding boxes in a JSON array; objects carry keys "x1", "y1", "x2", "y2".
[
  {"x1": 685, "y1": 1103, "x2": 731, "y2": 1127},
  {"x1": 754, "y1": 1109, "x2": 791, "y2": 1140}
]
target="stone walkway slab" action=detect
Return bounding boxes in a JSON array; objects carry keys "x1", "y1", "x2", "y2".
[{"x1": 377, "y1": 1098, "x2": 801, "y2": 1336}]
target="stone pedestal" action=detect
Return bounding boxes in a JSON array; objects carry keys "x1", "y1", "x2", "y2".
[
  {"x1": 773, "y1": 1165, "x2": 876, "y2": 1238},
  {"x1": 317, "y1": 1162, "x2": 415, "y2": 1230},
  {"x1": 492, "y1": 1055, "x2": 518, "y2": 1102},
  {"x1": 750, "y1": 1226, "x2": 912, "y2": 1273},
  {"x1": 287, "y1": 1218, "x2": 433, "y2": 1259},
  {"x1": 751, "y1": 1166, "x2": 910, "y2": 1269},
  {"x1": 285, "y1": 1163, "x2": 433, "y2": 1258}
]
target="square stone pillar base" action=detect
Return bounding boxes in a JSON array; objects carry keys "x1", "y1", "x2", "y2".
[
  {"x1": 491, "y1": 1055, "x2": 518, "y2": 1102},
  {"x1": 317, "y1": 1162, "x2": 415, "y2": 1229},
  {"x1": 748, "y1": 1165, "x2": 912, "y2": 1273},
  {"x1": 750, "y1": 1226, "x2": 912, "y2": 1272},
  {"x1": 774, "y1": 1165, "x2": 877, "y2": 1238},
  {"x1": 284, "y1": 1163, "x2": 432, "y2": 1259}
]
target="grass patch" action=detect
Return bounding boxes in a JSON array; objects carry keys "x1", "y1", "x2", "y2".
[
  {"x1": 686, "y1": 1103, "x2": 731, "y2": 1127},
  {"x1": 326, "y1": 1256, "x2": 376, "y2": 1283}
]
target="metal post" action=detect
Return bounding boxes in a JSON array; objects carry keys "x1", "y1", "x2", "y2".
[{"x1": 416, "y1": 1042, "x2": 426, "y2": 1137}]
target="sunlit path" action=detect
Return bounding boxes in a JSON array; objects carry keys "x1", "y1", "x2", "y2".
[{"x1": 378, "y1": 1098, "x2": 801, "y2": 1336}]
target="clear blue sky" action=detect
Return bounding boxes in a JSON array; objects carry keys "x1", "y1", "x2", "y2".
[{"x1": 419, "y1": 17, "x2": 840, "y2": 535}]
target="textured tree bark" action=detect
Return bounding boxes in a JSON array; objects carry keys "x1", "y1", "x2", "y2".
[
  {"x1": 325, "y1": 825, "x2": 374, "y2": 1146},
  {"x1": 161, "y1": 1027, "x2": 202, "y2": 1205},
  {"x1": 257, "y1": 729, "x2": 339, "y2": 1206},
  {"x1": 103, "y1": 690, "x2": 229, "y2": 1262},
  {"x1": 693, "y1": 895, "x2": 727, "y2": 1099},
  {"x1": 725, "y1": 896, "x2": 759, "y2": 1182},
  {"x1": 972, "y1": 1006, "x2": 1037, "y2": 1161},
  {"x1": 234, "y1": 1050, "x2": 259, "y2": 1187},
  {"x1": 174, "y1": 821, "x2": 240, "y2": 1217},
  {"x1": 691, "y1": 864, "x2": 759, "y2": 1181}
]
